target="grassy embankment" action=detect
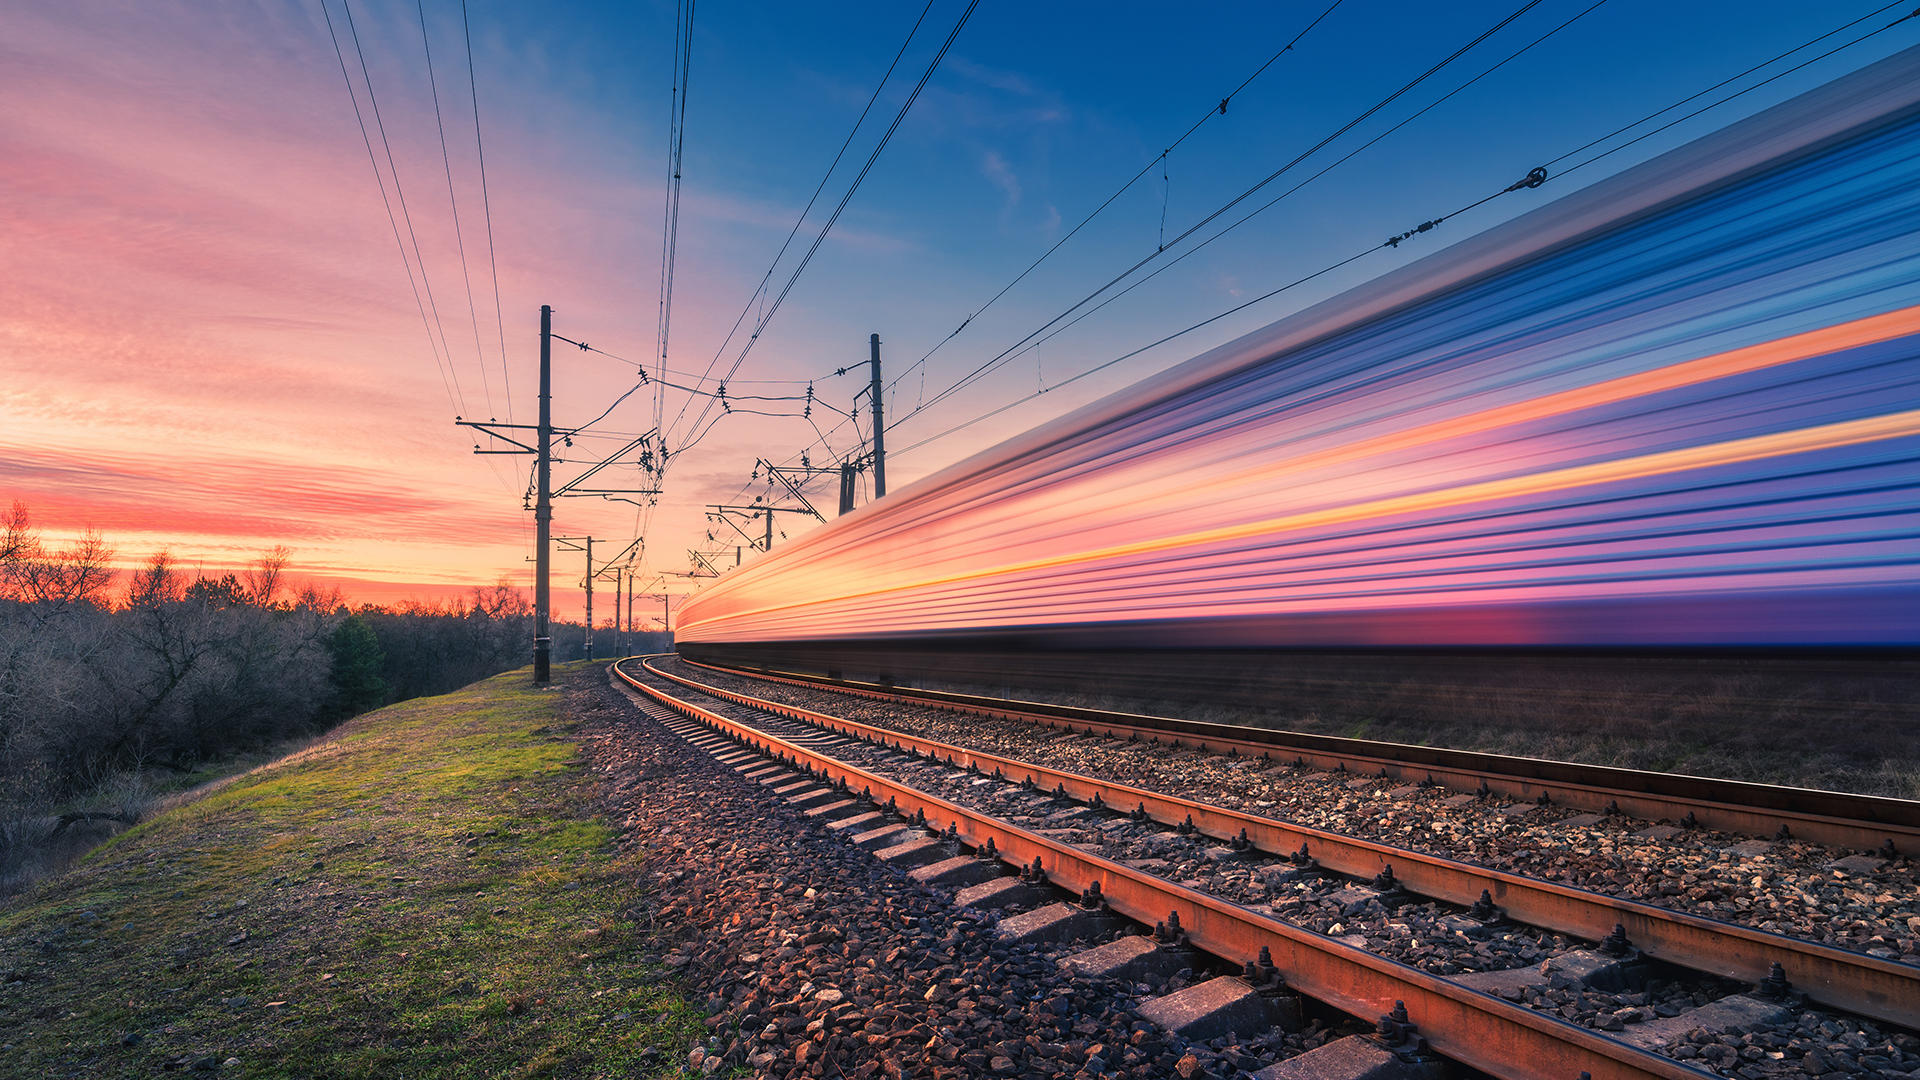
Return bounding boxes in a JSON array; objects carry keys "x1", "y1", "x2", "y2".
[{"x1": 0, "y1": 662, "x2": 699, "y2": 1078}]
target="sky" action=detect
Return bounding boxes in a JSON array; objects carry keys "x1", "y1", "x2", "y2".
[{"x1": 4, "y1": 0, "x2": 1917, "y2": 622}]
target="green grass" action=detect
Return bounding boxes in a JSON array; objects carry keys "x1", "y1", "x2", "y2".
[{"x1": 0, "y1": 662, "x2": 700, "y2": 1079}]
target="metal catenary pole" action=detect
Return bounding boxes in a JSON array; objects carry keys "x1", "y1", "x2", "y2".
[
  {"x1": 534, "y1": 305, "x2": 554, "y2": 685},
  {"x1": 583, "y1": 536, "x2": 595, "y2": 662},
  {"x1": 868, "y1": 333, "x2": 886, "y2": 498}
]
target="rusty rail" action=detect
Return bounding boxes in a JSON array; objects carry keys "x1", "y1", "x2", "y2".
[
  {"x1": 684, "y1": 658, "x2": 1920, "y2": 856},
  {"x1": 615, "y1": 657, "x2": 1710, "y2": 1080},
  {"x1": 645, "y1": 657, "x2": 1920, "y2": 1031}
]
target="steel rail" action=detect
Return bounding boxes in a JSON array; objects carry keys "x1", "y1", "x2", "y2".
[
  {"x1": 615, "y1": 657, "x2": 1708, "y2": 1080},
  {"x1": 685, "y1": 658, "x2": 1920, "y2": 855},
  {"x1": 648, "y1": 656, "x2": 1920, "y2": 1031}
]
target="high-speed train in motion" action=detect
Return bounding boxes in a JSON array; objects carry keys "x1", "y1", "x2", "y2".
[{"x1": 677, "y1": 44, "x2": 1920, "y2": 674}]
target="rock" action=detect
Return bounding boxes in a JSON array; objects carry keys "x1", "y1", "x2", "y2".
[
  {"x1": 687, "y1": 1047, "x2": 706, "y2": 1068},
  {"x1": 191, "y1": 1057, "x2": 220, "y2": 1071},
  {"x1": 1176, "y1": 1052, "x2": 1204, "y2": 1078},
  {"x1": 990, "y1": 1055, "x2": 1018, "y2": 1074},
  {"x1": 815, "y1": 988, "x2": 845, "y2": 1005}
]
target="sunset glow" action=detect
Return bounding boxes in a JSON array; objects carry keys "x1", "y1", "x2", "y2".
[{"x1": 7, "y1": 2, "x2": 1916, "y2": 623}]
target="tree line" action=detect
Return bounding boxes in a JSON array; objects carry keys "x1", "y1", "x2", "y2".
[{"x1": 0, "y1": 502, "x2": 662, "y2": 889}]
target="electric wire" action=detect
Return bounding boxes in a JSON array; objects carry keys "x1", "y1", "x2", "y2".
[
  {"x1": 660, "y1": 0, "x2": 941, "y2": 444},
  {"x1": 906, "y1": 0, "x2": 1550, "y2": 424},
  {"x1": 1547, "y1": 0, "x2": 1919, "y2": 178},
  {"x1": 460, "y1": 0, "x2": 512, "y2": 424},
  {"x1": 417, "y1": 0, "x2": 495, "y2": 419},
  {"x1": 887, "y1": 2, "x2": 1920, "y2": 462},
  {"x1": 909, "y1": 0, "x2": 1612, "y2": 412},
  {"x1": 675, "y1": 3, "x2": 1920, "y2": 562},
  {"x1": 655, "y1": 0, "x2": 697, "y2": 431},
  {"x1": 319, "y1": 0, "x2": 461, "y2": 415},
  {"x1": 670, "y1": 0, "x2": 981, "y2": 453},
  {"x1": 883, "y1": 0, "x2": 1347, "y2": 392},
  {"x1": 340, "y1": 0, "x2": 468, "y2": 415}
]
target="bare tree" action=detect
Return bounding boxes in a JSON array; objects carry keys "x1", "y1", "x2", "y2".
[
  {"x1": 0, "y1": 502, "x2": 28, "y2": 565},
  {"x1": 243, "y1": 545, "x2": 292, "y2": 608}
]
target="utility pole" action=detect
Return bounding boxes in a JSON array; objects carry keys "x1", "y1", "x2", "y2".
[
  {"x1": 535, "y1": 305, "x2": 553, "y2": 684},
  {"x1": 625, "y1": 569, "x2": 635, "y2": 654},
  {"x1": 456, "y1": 305, "x2": 658, "y2": 683},
  {"x1": 611, "y1": 565, "x2": 624, "y2": 657},
  {"x1": 583, "y1": 536, "x2": 595, "y2": 662},
  {"x1": 839, "y1": 462, "x2": 856, "y2": 515},
  {"x1": 869, "y1": 333, "x2": 886, "y2": 498},
  {"x1": 553, "y1": 535, "x2": 596, "y2": 662}
]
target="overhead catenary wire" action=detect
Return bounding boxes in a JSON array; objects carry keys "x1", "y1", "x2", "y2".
[
  {"x1": 919, "y1": 0, "x2": 1917, "y2": 430},
  {"x1": 883, "y1": 0, "x2": 1348, "y2": 392},
  {"x1": 460, "y1": 0, "x2": 512, "y2": 424},
  {"x1": 319, "y1": 0, "x2": 462, "y2": 416},
  {"x1": 660, "y1": 0, "x2": 940, "y2": 442},
  {"x1": 416, "y1": 0, "x2": 494, "y2": 419},
  {"x1": 669, "y1": 0, "x2": 982, "y2": 453},
  {"x1": 906, "y1": 0, "x2": 1615, "y2": 411},
  {"x1": 669, "y1": 4, "x2": 1920, "y2": 564},
  {"x1": 886, "y1": 1, "x2": 1920, "y2": 462},
  {"x1": 1545, "y1": 0, "x2": 1919, "y2": 178},
  {"x1": 339, "y1": 0, "x2": 468, "y2": 416},
  {"x1": 906, "y1": 0, "x2": 1553, "y2": 424},
  {"x1": 654, "y1": 0, "x2": 697, "y2": 432}
]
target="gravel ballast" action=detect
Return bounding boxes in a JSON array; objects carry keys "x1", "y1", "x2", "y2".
[
  {"x1": 581, "y1": 670, "x2": 1380, "y2": 1079},
  {"x1": 666, "y1": 659, "x2": 1920, "y2": 968}
]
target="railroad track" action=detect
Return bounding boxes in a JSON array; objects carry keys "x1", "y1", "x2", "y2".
[
  {"x1": 613, "y1": 656, "x2": 1920, "y2": 1080},
  {"x1": 686, "y1": 658, "x2": 1920, "y2": 858}
]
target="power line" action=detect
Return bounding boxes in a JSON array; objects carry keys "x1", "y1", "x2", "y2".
[
  {"x1": 654, "y1": 0, "x2": 697, "y2": 431},
  {"x1": 913, "y1": 0, "x2": 1614, "y2": 405},
  {"x1": 319, "y1": 0, "x2": 461, "y2": 414},
  {"x1": 661, "y1": 0, "x2": 941, "y2": 444},
  {"x1": 460, "y1": 0, "x2": 512, "y2": 424},
  {"x1": 417, "y1": 0, "x2": 494, "y2": 418},
  {"x1": 670, "y1": 0, "x2": 982, "y2": 453},
  {"x1": 887, "y1": 1, "x2": 1920, "y2": 462},
  {"x1": 339, "y1": 0, "x2": 467, "y2": 415},
  {"x1": 889, "y1": 0, "x2": 1348, "y2": 391},
  {"x1": 1546, "y1": 0, "x2": 1918, "y2": 178},
  {"x1": 907, "y1": 0, "x2": 1552, "y2": 424}
]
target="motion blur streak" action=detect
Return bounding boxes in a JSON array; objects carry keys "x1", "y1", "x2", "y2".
[{"x1": 680, "y1": 45, "x2": 1920, "y2": 650}]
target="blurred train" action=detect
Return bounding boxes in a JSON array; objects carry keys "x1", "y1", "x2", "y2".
[{"x1": 677, "y1": 43, "x2": 1920, "y2": 683}]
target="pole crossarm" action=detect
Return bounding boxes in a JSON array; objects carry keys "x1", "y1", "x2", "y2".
[
  {"x1": 708, "y1": 502, "x2": 818, "y2": 553},
  {"x1": 456, "y1": 418, "x2": 591, "y2": 455},
  {"x1": 455, "y1": 419, "x2": 540, "y2": 455},
  {"x1": 756, "y1": 459, "x2": 837, "y2": 523},
  {"x1": 552, "y1": 429, "x2": 661, "y2": 498},
  {"x1": 592, "y1": 539, "x2": 643, "y2": 578}
]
